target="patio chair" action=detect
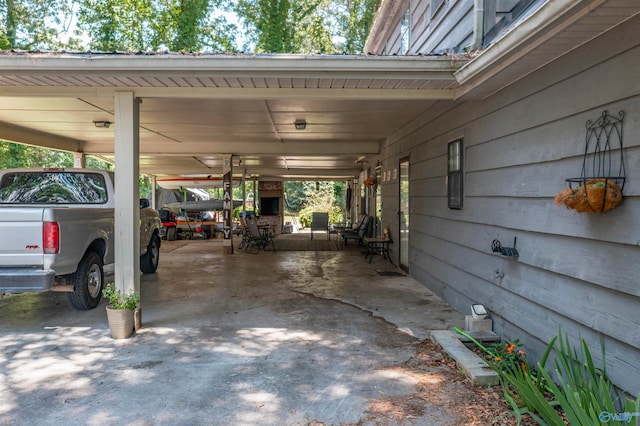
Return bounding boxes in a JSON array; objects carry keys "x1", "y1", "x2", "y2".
[
  {"x1": 341, "y1": 215, "x2": 372, "y2": 246},
  {"x1": 237, "y1": 216, "x2": 251, "y2": 250},
  {"x1": 349, "y1": 213, "x2": 367, "y2": 231},
  {"x1": 245, "y1": 218, "x2": 276, "y2": 253}
]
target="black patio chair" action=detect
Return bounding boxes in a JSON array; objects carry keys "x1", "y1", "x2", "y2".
[{"x1": 341, "y1": 215, "x2": 372, "y2": 246}]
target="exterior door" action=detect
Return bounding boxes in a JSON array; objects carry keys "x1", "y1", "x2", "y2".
[{"x1": 399, "y1": 158, "x2": 410, "y2": 271}]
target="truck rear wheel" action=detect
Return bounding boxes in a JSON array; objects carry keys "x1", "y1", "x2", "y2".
[
  {"x1": 68, "y1": 251, "x2": 104, "y2": 310},
  {"x1": 141, "y1": 234, "x2": 160, "y2": 273}
]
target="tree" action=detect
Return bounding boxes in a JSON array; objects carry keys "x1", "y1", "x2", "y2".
[
  {"x1": 75, "y1": 0, "x2": 237, "y2": 52},
  {"x1": 233, "y1": 0, "x2": 380, "y2": 54},
  {"x1": 0, "y1": 0, "x2": 73, "y2": 50},
  {"x1": 171, "y1": 0, "x2": 210, "y2": 51},
  {"x1": 0, "y1": 141, "x2": 72, "y2": 168},
  {"x1": 234, "y1": 0, "x2": 333, "y2": 53},
  {"x1": 339, "y1": 0, "x2": 381, "y2": 53}
]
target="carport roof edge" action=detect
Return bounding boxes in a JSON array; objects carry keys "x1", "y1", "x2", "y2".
[{"x1": 0, "y1": 51, "x2": 466, "y2": 79}]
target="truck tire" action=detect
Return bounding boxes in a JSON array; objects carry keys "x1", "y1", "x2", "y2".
[
  {"x1": 68, "y1": 251, "x2": 104, "y2": 311},
  {"x1": 167, "y1": 226, "x2": 177, "y2": 241},
  {"x1": 141, "y1": 234, "x2": 160, "y2": 273}
]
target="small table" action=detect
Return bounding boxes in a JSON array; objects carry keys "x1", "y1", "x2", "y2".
[
  {"x1": 257, "y1": 224, "x2": 276, "y2": 251},
  {"x1": 331, "y1": 224, "x2": 350, "y2": 248},
  {"x1": 363, "y1": 237, "x2": 392, "y2": 264}
]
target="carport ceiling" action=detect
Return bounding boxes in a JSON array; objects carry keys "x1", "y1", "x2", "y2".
[
  {"x1": 0, "y1": 54, "x2": 466, "y2": 180},
  {"x1": 3, "y1": 0, "x2": 635, "y2": 181}
]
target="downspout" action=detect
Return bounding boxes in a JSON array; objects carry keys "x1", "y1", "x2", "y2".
[{"x1": 471, "y1": 0, "x2": 485, "y2": 50}]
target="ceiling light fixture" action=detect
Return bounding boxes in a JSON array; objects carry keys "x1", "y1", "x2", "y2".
[
  {"x1": 93, "y1": 120, "x2": 112, "y2": 128},
  {"x1": 294, "y1": 119, "x2": 307, "y2": 130}
]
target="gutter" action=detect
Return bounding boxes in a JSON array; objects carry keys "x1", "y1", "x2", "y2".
[{"x1": 470, "y1": 0, "x2": 485, "y2": 50}]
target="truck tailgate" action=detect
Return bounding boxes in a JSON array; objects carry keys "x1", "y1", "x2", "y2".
[{"x1": 0, "y1": 207, "x2": 45, "y2": 267}]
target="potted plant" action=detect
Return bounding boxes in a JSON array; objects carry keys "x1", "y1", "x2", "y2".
[{"x1": 102, "y1": 283, "x2": 140, "y2": 339}]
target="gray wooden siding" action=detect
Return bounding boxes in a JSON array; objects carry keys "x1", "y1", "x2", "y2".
[
  {"x1": 376, "y1": 14, "x2": 640, "y2": 395},
  {"x1": 411, "y1": 0, "x2": 474, "y2": 53},
  {"x1": 382, "y1": 0, "x2": 474, "y2": 54}
]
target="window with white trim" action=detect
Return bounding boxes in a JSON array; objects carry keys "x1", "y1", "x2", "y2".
[
  {"x1": 400, "y1": 8, "x2": 410, "y2": 54},
  {"x1": 447, "y1": 139, "x2": 463, "y2": 209}
]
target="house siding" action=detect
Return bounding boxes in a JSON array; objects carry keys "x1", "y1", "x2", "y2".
[
  {"x1": 411, "y1": 0, "x2": 474, "y2": 53},
  {"x1": 376, "y1": 14, "x2": 640, "y2": 395},
  {"x1": 380, "y1": 0, "x2": 474, "y2": 54}
]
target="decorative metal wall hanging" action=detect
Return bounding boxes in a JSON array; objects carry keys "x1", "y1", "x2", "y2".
[
  {"x1": 491, "y1": 238, "x2": 519, "y2": 258},
  {"x1": 555, "y1": 110, "x2": 626, "y2": 213}
]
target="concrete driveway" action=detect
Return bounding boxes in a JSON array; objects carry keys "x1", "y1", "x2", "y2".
[{"x1": 0, "y1": 239, "x2": 464, "y2": 425}]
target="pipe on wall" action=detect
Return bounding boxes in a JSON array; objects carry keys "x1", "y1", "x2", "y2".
[{"x1": 471, "y1": 0, "x2": 485, "y2": 50}]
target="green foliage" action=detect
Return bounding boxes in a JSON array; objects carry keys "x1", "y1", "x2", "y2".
[
  {"x1": 102, "y1": 283, "x2": 139, "y2": 310},
  {"x1": 298, "y1": 205, "x2": 312, "y2": 227},
  {"x1": 0, "y1": 141, "x2": 73, "y2": 169},
  {"x1": 488, "y1": 340, "x2": 528, "y2": 376},
  {"x1": 1, "y1": 0, "x2": 377, "y2": 53},
  {"x1": 233, "y1": 0, "x2": 376, "y2": 54},
  {"x1": 454, "y1": 327, "x2": 640, "y2": 426},
  {"x1": 171, "y1": 0, "x2": 210, "y2": 51},
  {"x1": 338, "y1": 0, "x2": 381, "y2": 53},
  {"x1": 298, "y1": 204, "x2": 342, "y2": 228},
  {"x1": 283, "y1": 181, "x2": 306, "y2": 212},
  {"x1": 0, "y1": 0, "x2": 73, "y2": 50},
  {"x1": 284, "y1": 181, "x2": 346, "y2": 214},
  {"x1": 76, "y1": 0, "x2": 236, "y2": 52}
]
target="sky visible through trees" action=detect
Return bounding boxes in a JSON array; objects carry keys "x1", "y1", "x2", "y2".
[{"x1": 1, "y1": 0, "x2": 381, "y2": 54}]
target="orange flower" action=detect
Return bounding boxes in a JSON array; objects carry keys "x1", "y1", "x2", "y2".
[
  {"x1": 518, "y1": 350, "x2": 525, "y2": 355},
  {"x1": 494, "y1": 357, "x2": 501, "y2": 361}
]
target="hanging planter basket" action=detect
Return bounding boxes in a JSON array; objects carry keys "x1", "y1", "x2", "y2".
[
  {"x1": 555, "y1": 178, "x2": 623, "y2": 213},
  {"x1": 555, "y1": 111, "x2": 626, "y2": 214}
]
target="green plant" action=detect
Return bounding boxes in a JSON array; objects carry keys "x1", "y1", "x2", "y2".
[
  {"x1": 542, "y1": 332, "x2": 639, "y2": 426},
  {"x1": 455, "y1": 327, "x2": 640, "y2": 425},
  {"x1": 102, "y1": 283, "x2": 140, "y2": 310},
  {"x1": 488, "y1": 340, "x2": 528, "y2": 375},
  {"x1": 298, "y1": 207, "x2": 312, "y2": 227}
]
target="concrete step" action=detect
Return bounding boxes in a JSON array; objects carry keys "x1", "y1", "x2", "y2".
[
  {"x1": 431, "y1": 330, "x2": 499, "y2": 386},
  {"x1": 457, "y1": 330, "x2": 500, "y2": 348}
]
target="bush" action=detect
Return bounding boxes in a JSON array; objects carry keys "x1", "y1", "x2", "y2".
[
  {"x1": 298, "y1": 206, "x2": 344, "y2": 228},
  {"x1": 298, "y1": 207, "x2": 312, "y2": 227}
]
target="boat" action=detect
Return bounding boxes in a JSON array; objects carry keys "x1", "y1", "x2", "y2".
[
  {"x1": 164, "y1": 199, "x2": 243, "y2": 213},
  {"x1": 157, "y1": 177, "x2": 240, "y2": 189}
]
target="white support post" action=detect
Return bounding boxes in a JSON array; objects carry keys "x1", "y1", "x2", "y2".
[
  {"x1": 113, "y1": 92, "x2": 141, "y2": 298},
  {"x1": 150, "y1": 175, "x2": 157, "y2": 209},
  {"x1": 222, "y1": 154, "x2": 233, "y2": 254},
  {"x1": 73, "y1": 153, "x2": 85, "y2": 168}
]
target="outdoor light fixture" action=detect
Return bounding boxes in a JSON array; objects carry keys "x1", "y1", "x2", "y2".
[
  {"x1": 294, "y1": 119, "x2": 307, "y2": 130},
  {"x1": 471, "y1": 304, "x2": 488, "y2": 320},
  {"x1": 93, "y1": 120, "x2": 112, "y2": 128}
]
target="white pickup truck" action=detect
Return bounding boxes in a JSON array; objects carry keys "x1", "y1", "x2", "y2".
[{"x1": 0, "y1": 168, "x2": 161, "y2": 310}]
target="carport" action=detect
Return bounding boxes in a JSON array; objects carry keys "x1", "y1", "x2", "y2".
[
  {"x1": 0, "y1": 52, "x2": 466, "y2": 298},
  {"x1": 0, "y1": 238, "x2": 471, "y2": 424}
]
